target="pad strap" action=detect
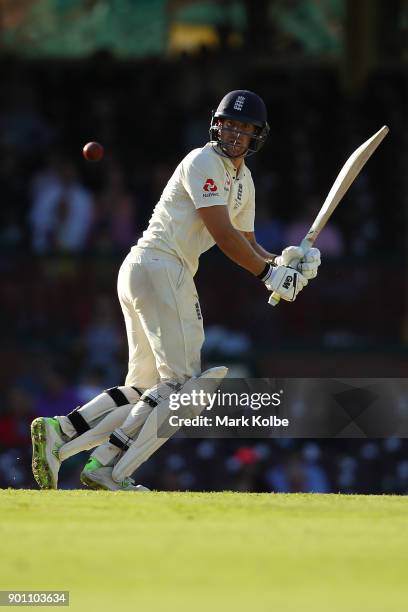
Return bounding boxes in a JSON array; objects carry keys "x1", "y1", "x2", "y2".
[
  {"x1": 140, "y1": 391, "x2": 158, "y2": 408},
  {"x1": 109, "y1": 431, "x2": 133, "y2": 452},
  {"x1": 66, "y1": 408, "x2": 90, "y2": 435},
  {"x1": 106, "y1": 387, "x2": 130, "y2": 407}
]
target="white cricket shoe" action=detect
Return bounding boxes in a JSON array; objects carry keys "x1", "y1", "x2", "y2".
[
  {"x1": 80, "y1": 458, "x2": 150, "y2": 492},
  {"x1": 31, "y1": 417, "x2": 64, "y2": 489}
]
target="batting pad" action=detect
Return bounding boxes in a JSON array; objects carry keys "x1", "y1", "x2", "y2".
[{"x1": 112, "y1": 366, "x2": 228, "y2": 482}]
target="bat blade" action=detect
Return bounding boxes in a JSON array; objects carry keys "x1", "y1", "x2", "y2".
[
  {"x1": 304, "y1": 125, "x2": 389, "y2": 247},
  {"x1": 269, "y1": 125, "x2": 389, "y2": 306}
]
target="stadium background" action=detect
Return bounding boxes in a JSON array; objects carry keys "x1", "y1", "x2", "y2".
[{"x1": 1, "y1": 0, "x2": 407, "y2": 493}]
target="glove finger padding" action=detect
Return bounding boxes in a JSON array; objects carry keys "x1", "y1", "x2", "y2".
[
  {"x1": 298, "y1": 247, "x2": 321, "y2": 279},
  {"x1": 276, "y1": 245, "x2": 304, "y2": 268},
  {"x1": 264, "y1": 265, "x2": 308, "y2": 302},
  {"x1": 302, "y1": 247, "x2": 321, "y2": 264},
  {"x1": 298, "y1": 262, "x2": 318, "y2": 279}
]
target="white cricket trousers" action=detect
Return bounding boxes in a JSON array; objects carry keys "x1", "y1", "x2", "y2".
[{"x1": 118, "y1": 247, "x2": 205, "y2": 389}]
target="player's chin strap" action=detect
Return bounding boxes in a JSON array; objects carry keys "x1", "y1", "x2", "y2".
[
  {"x1": 106, "y1": 366, "x2": 228, "y2": 482},
  {"x1": 210, "y1": 141, "x2": 250, "y2": 160}
]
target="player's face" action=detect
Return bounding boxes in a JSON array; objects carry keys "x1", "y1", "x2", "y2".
[{"x1": 219, "y1": 119, "x2": 256, "y2": 157}]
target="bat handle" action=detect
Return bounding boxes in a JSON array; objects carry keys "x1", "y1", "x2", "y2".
[{"x1": 269, "y1": 291, "x2": 281, "y2": 306}]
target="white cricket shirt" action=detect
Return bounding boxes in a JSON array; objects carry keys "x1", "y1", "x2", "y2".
[{"x1": 136, "y1": 143, "x2": 255, "y2": 275}]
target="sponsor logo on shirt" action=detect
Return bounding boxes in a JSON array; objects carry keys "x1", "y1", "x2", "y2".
[
  {"x1": 233, "y1": 183, "x2": 243, "y2": 209},
  {"x1": 203, "y1": 178, "x2": 218, "y2": 192},
  {"x1": 195, "y1": 301, "x2": 202, "y2": 320}
]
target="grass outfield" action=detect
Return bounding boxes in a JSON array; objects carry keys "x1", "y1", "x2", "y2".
[{"x1": 1, "y1": 491, "x2": 407, "y2": 611}]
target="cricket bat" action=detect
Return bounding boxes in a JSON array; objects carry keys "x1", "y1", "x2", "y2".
[{"x1": 270, "y1": 125, "x2": 389, "y2": 306}]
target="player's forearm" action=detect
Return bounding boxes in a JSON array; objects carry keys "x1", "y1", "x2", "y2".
[
  {"x1": 250, "y1": 241, "x2": 278, "y2": 263},
  {"x1": 215, "y1": 228, "x2": 267, "y2": 276}
]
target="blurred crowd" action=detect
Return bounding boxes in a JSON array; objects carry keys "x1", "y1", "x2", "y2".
[
  {"x1": 0, "y1": 50, "x2": 407, "y2": 493},
  {"x1": 1, "y1": 51, "x2": 406, "y2": 258}
]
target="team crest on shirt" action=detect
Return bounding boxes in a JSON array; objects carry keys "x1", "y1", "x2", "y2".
[{"x1": 224, "y1": 172, "x2": 232, "y2": 192}]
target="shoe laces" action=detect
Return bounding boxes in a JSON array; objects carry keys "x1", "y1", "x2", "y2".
[
  {"x1": 52, "y1": 446, "x2": 60, "y2": 460},
  {"x1": 123, "y1": 476, "x2": 135, "y2": 487}
]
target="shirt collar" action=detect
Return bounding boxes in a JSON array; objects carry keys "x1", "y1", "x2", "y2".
[{"x1": 207, "y1": 142, "x2": 245, "y2": 180}]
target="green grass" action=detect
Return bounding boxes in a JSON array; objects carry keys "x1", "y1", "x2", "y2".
[{"x1": 1, "y1": 490, "x2": 407, "y2": 611}]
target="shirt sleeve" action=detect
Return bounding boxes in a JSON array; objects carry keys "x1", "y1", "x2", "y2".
[
  {"x1": 182, "y1": 151, "x2": 227, "y2": 209},
  {"x1": 232, "y1": 176, "x2": 255, "y2": 232}
]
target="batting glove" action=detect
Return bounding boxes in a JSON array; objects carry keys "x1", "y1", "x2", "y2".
[
  {"x1": 276, "y1": 246, "x2": 321, "y2": 280},
  {"x1": 259, "y1": 263, "x2": 308, "y2": 302}
]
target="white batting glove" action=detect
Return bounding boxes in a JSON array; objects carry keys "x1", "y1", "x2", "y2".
[
  {"x1": 275, "y1": 245, "x2": 304, "y2": 268},
  {"x1": 260, "y1": 264, "x2": 308, "y2": 302},
  {"x1": 298, "y1": 247, "x2": 321, "y2": 279},
  {"x1": 276, "y1": 246, "x2": 321, "y2": 280}
]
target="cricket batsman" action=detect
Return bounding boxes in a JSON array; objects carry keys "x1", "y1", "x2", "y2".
[{"x1": 31, "y1": 90, "x2": 321, "y2": 491}]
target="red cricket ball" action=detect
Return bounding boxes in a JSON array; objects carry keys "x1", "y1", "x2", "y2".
[{"x1": 83, "y1": 141, "x2": 104, "y2": 162}]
